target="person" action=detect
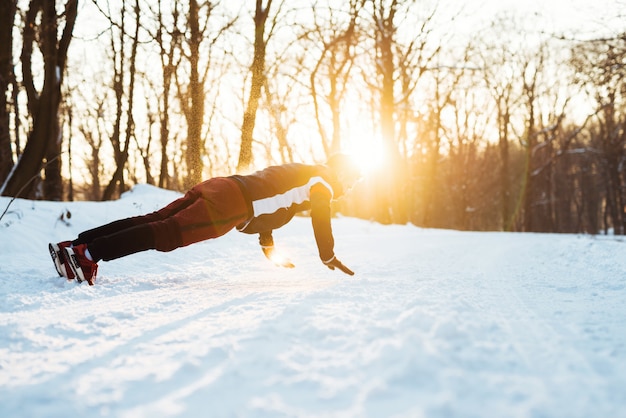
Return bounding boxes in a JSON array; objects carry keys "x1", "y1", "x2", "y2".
[{"x1": 49, "y1": 154, "x2": 362, "y2": 285}]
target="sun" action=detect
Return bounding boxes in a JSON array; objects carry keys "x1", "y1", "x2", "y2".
[{"x1": 344, "y1": 134, "x2": 388, "y2": 177}]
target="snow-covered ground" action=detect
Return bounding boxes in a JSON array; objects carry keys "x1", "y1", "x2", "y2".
[{"x1": 1, "y1": 184, "x2": 625, "y2": 418}]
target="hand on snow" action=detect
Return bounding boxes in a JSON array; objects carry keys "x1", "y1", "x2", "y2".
[
  {"x1": 323, "y1": 256, "x2": 354, "y2": 276},
  {"x1": 262, "y1": 246, "x2": 295, "y2": 268}
]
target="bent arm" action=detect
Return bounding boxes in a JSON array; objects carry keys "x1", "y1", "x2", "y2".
[
  {"x1": 259, "y1": 230, "x2": 294, "y2": 268},
  {"x1": 259, "y1": 230, "x2": 274, "y2": 249}
]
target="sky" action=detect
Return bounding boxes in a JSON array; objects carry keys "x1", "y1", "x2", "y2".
[{"x1": 469, "y1": 0, "x2": 624, "y2": 36}]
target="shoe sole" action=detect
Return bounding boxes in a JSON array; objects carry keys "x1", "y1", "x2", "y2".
[{"x1": 49, "y1": 243, "x2": 69, "y2": 278}]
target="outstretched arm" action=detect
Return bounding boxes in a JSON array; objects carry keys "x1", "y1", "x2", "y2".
[
  {"x1": 310, "y1": 183, "x2": 354, "y2": 276},
  {"x1": 322, "y1": 255, "x2": 354, "y2": 276}
]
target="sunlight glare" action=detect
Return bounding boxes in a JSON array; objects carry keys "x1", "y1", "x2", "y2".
[
  {"x1": 268, "y1": 248, "x2": 295, "y2": 268},
  {"x1": 345, "y1": 136, "x2": 388, "y2": 176}
]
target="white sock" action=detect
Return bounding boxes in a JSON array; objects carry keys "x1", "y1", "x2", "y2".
[{"x1": 84, "y1": 248, "x2": 94, "y2": 261}]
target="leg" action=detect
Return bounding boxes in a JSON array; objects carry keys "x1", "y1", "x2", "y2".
[
  {"x1": 86, "y1": 224, "x2": 158, "y2": 262},
  {"x1": 85, "y1": 178, "x2": 248, "y2": 262},
  {"x1": 77, "y1": 190, "x2": 201, "y2": 261},
  {"x1": 171, "y1": 177, "x2": 250, "y2": 248},
  {"x1": 52, "y1": 189, "x2": 202, "y2": 280},
  {"x1": 73, "y1": 189, "x2": 200, "y2": 246},
  {"x1": 73, "y1": 216, "x2": 156, "y2": 246},
  {"x1": 139, "y1": 177, "x2": 249, "y2": 252}
]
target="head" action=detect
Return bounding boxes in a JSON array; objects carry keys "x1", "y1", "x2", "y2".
[{"x1": 325, "y1": 153, "x2": 362, "y2": 195}]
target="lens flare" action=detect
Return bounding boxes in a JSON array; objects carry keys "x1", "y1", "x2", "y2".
[
  {"x1": 346, "y1": 139, "x2": 388, "y2": 176},
  {"x1": 269, "y1": 250, "x2": 294, "y2": 268}
]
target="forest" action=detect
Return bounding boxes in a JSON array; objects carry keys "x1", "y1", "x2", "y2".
[{"x1": 1, "y1": 0, "x2": 625, "y2": 234}]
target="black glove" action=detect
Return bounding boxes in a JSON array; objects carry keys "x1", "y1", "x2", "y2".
[
  {"x1": 323, "y1": 256, "x2": 354, "y2": 276},
  {"x1": 262, "y1": 246, "x2": 295, "y2": 268}
]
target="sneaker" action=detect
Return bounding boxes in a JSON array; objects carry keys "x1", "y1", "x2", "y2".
[
  {"x1": 49, "y1": 241, "x2": 76, "y2": 280},
  {"x1": 64, "y1": 243, "x2": 98, "y2": 285}
]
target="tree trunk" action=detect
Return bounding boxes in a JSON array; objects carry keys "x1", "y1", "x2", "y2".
[
  {"x1": 521, "y1": 62, "x2": 538, "y2": 232},
  {"x1": 237, "y1": 0, "x2": 271, "y2": 172},
  {"x1": 605, "y1": 154, "x2": 624, "y2": 235},
  {"x1": 101, "y1": 1, "x2": 140, "y2": 200},
  {"x1": 156, "y1": 0, "x2": 179, "y2": 190},
  {"x1": 498, "y1": 105, "x2": 512, "y2": 230},
  {"x1": 373, "y1": 0, "x2": 410, "y2": 224},
  {"x1": 0, "y1": 0, "x2": 16, "y2": 187},
  {"x1": 372, "y1": 1, "x2": 395, "y2": 224},
  {"x1": 183, "y1": 0, "x2": 204, "y2": 188},
  {"x1": 2, "y1": 0, "x2": 78, "y2": 200}
]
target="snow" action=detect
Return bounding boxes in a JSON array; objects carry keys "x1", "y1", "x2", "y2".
[{"x1": 1, "y1": 184, "x2": 625, "y2": 418}]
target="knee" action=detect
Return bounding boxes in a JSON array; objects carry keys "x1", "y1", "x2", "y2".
[{"x1": 144, "y1": 211, "x2": 165, "y2": 223}]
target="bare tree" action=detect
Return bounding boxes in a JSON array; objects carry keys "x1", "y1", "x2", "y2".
[
  {"x1": 515, "y1": 41, "x2": 578, "y2": 233},
  {"x1": 580, "y1": 34, "x2": 626, "y2": 235},
  {"x1": 306, "y1": 0, "x2": 362, "y2": 157},
  {"x1": 2, "y1": 0, "x2": 78, "y2": 200},
  {"x1": 0, "y1": 0, "x2": 17, "y2": 186},
  {"x1": 178, "y1": 0, "x2": 205, "y2": 187},
  {"x1": 479, "y1": 31, "x2": 520, "y2": 231},
  {"x1": 137, "y1": 78, "x2": 157, "y2": 186},
  {"x1": 150, "y1": 0, "x2": 182, "y2": 190},
  {"x1": 174, "y1": 0, "x2": 237, "y2": 186},
  {"x1": 364, "y1": 0, "x2": 444, "y2": 224},
  {"x1": 99, "y1": 0, "x2": 141, "y2": 201},
  {"x1": 76, "y1": 96, "x2": 106, "y2": 200},
  {"x1": 237, "y1": 0, "x2": 277, "y2": 171},
  {"x1": 262, "y1": 76, "x2": 294, "y2": 164},
  {"x1": 417, "y1": 65, "x2": 464, "y2": 227},
  {"x1": 445, "y1": 67, "x2": 492, "y2": 230}
]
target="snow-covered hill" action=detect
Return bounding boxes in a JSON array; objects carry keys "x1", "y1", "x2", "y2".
[{"x1": 1, "y1": 185, "x2": 625, "y2": 417}]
